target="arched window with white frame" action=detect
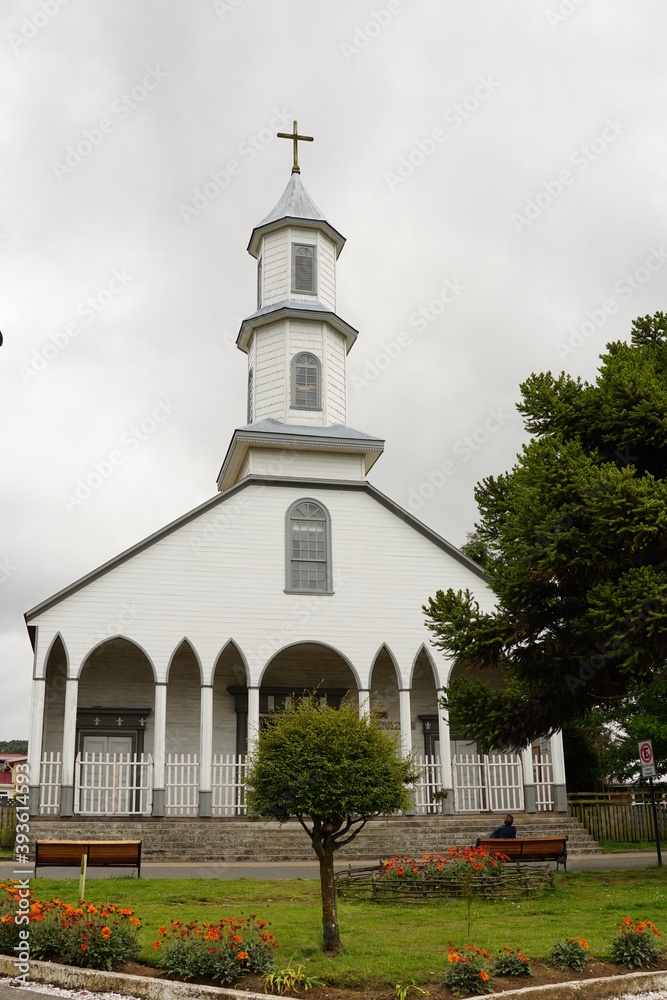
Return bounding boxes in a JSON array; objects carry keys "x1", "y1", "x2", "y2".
[
  {"x1": 286, "y1": 499, "x2": 332, "y2": 593},
  {"x1": 291, "y1": 352, "x2": 321, "y2": 410}
]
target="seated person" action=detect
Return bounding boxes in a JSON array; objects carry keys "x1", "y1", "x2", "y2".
[{"x1": 489, "y1": 814, "x2": 516, "y2": 838}]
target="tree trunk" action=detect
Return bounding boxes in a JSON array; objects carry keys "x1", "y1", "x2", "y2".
[{"x1": 317, "y1": 837, "x2": 342, "y2": 953}]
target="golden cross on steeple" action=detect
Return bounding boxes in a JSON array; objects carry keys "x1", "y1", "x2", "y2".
[{"x1": 277, "y1": 120, "x2": 314, "y2": 174}]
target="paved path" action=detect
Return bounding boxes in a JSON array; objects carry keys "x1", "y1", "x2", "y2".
[{"x1": 0, "y1": 852, "x2": 663, "y2": 880}]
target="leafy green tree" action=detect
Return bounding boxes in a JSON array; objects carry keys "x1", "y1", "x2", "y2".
[
  {"x1": 245, "y1": 697, "x2": 415, "y2": 953},
  {"x1": 601, "y1": 676, "x2": 667, "y2": 782},
  {"x1": 0, "y1": 741, "x2": 27, "y2": 754},
  {"x1": 425, "y1": 313, "x2": 667, "y2": 751}
]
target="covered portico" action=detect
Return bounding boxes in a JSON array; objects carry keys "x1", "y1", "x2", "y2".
[{"x1": 27, "y1": 631, "x2": 565, "y2": 819}]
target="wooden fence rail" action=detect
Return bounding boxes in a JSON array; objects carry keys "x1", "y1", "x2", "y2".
[
  {"x1": 0, "y1": 801, "x2": 16, "y2": 850},
  {"x1": 568, "y1": 791, "x2": 667, "y2": 842}
]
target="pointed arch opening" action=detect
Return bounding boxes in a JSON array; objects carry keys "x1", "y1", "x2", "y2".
[
  {"x1": 77, "y1": 637, "x2": 155, "y2": 758},
  {"x1": 368, "y1": 645, "x2": 400, "y2": 733},
  {"x1": 212, "y1": 641, "x2": 250, "y2": 759},
  {"x1": 222, "y1": 641, "x2": 359, "y2": 756},
  {"x1": 166, "y1": 640, "x2": 202, "y2": 756},
  {"x1": 410, "y1": 646, "x2": 441, "y2": 759},
  {"x1": 42, "y1": 635, "x2": 68, "y2": 760}
]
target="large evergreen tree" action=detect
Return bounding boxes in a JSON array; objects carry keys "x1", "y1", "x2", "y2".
[{"x1": 425, "y1": 313, "x2": 667, "y2": 751}]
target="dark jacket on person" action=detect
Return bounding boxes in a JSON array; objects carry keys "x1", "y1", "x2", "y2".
[{"x1": 489, "y1": 822, "x2": 516, "y2": 838}]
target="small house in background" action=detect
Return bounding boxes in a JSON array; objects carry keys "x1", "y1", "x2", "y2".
[
  {"x1": 24, "y1": 140, "x2": 567, "y2": 838},
  {"x1": 0, "y1": 754, "x2": 28, "y2": 800}
]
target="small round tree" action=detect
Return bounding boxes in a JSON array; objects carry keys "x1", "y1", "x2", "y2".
[{"x1": 245, "y1": 696, "x2": 416, "y2": 953}]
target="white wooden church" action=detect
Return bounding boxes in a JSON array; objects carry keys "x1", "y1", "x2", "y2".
[{"x1": 24, "y1": 128, "x2": 566, "y2": 823}]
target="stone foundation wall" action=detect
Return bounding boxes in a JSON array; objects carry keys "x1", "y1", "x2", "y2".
[{"x1": 27, "y1": 813, "x2": 600, "y2": 863}]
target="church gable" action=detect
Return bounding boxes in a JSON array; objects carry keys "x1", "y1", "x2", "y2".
[{"x1": 26, "y1": 477, "x2": 488, "y2": 684}]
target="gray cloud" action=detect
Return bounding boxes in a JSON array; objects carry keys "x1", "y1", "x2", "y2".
[{"x1": 2, "y1": 0, "x2": 667, "y2": 737}]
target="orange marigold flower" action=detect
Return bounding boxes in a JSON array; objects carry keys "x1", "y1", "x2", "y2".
[
  {"x1": 152, "y1": 941, "x2": 162, "y2": 949},
  {"x1": 479, "y1": 971, "x2": 489, "y2": 981},
  {"x1": 120, "y1": 907, "x2": 133, "y2": 916},
  {"x1": 1, "y1": 915, "x2": 14, "y2": 924},
  {"x1": 158, "y1": 926, "x2": 168, "y2": 937},
  {"x1": 577, "y1": 938, "x2": 589, "y2": 950},
  {"x1": 130, "y1": 917, "x2": 140, "y2": 926},
  {"x1": 81, "y1": 943, "x2": 87, "y2": 952},
  {"x1": 237, "y1": 950, "x2": 249, "y2": 960},
  {"x1": 101, "y1": 927, "x2": 111, "y2": 939},
  {"x1": 397, "y1": 866, "x2": 404, "y2": 875},
  {"x1": 86, "y1": 904, "x2": 97, "y2": 914}
]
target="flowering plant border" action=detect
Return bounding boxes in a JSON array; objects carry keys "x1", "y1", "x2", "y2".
[
  {"x1": 152, "y1": 914, "x2": 277, "y2": 985},
  {"x1": 0, "y1": 882, "x2": 140, "y2": 970},
  {"x1": 610, "y1": 917, "x2": 662, "y2": 969}
]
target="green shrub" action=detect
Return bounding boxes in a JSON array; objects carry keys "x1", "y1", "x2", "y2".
[
  {"x1": 610, "y1": 918, "x2": 662, "y2": 969},
  {"x1": 153, "y1": 915, "x2": 276, "y2": 985},
  {"x1": 494, "y1": 945, "x2": 533, "y2": 976},
  {"x1": 548, "y1": 937, "x2": 589, "y2": 972},
  {"x1": 442, "y1": 945, "x2": 493, "y2": 997},
  {"x1": 0, "y1": 883, "x2": 140, "y2": 970}
]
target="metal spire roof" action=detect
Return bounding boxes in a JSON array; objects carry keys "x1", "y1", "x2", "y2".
[{"x1": 247, "y1": 173, "x2": 346, "y2": 259}]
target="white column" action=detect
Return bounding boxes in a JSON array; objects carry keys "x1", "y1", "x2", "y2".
[
  {"x1": 358, "y1": 689, "x2": 370, "y2": 718},
  {"x1": 152, "y1": 682, "x2": 167, "y2": 816},
  {"x1": 199, "y1": 685, "x2": 213, "y2": 817},
  {"x1": 247, "y1": 686, "x2": 260, "y2": 754},
  {"x1": 521, "y1": 745, "x2": 536, "y2": 812},
  {"x1": 60, "y1": 677, "x2": 78, "y2": 816},
  {"x1": 27, "y1": 677, "x2": 46, "y2": 815},
  {"x1": 398, "y1": 689, "x2": 412, "y2": 756},
  {"x1": 436, "y1": 690, "x2": 454, "y2": 814},
  {"x1": 550, "y1": 730, "x2": 567, "y2": 811}
]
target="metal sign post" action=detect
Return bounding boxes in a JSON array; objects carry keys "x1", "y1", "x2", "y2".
[{"x1": 638, "y1": 740, "x2": 661, "y2": 867}]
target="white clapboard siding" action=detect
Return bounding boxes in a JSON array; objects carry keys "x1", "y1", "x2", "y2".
[
  {"x1": 39, "y1": 752, "x2": 62, "y2": 815},
  {"x1": 326, "y1": 329, "x2": 347, "y2": 424},
  {"x1": 212, "y1": 754, "x2": 247, "y2": 816},
  {"x1": 262, "y1": 230, "x2": 289, "y2": 306},
  {"x1": 534, "y1": 751, "x2": 554, "y2": 811},
  {"x1": 165, "y1": 753, "x2": 199, "y2": 816},
  {"x1": 254, "y1": 323, "x2": 287, "y2": 420},
  {"x1": 414, "y1": 755, "x2": 443, "y2": 814},
  {"x1": 30, "y1": 481, "x2": 496, "y2": 688},
  {"x1": 74, "y1": 753, "x2": 152, "y2": 815}
]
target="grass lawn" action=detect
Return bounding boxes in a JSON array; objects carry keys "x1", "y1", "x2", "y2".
[
  {"x1": 21, "y1": 869, "x2": 667, "y2": 987},
  {"x1": 599, "y1": 839, "x2": 666, "y2": 854}
]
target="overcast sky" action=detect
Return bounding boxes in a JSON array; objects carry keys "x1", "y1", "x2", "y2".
[{"x1": 1, "y1": 0, "x2": 666, "y2": 739}]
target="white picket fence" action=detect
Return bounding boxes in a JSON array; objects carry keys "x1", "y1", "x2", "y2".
[
  {"x1": 74, "y1": 752, "x2": 153, "y2": 815},
  {"x1": 452, "y1": 753, "x2": 526, "y2": 813},
  {"x1": 212, "y1": 754, "x2": 247, "y2": 816},
  {"x1": 534, "y1": 751, "x2": 554, "y2": 811},
  {"x1": 40, "y1": 749, "x2": 553, "y2": 817},
  {"x1": 165, "y1": 753, "x2": 199, "y2": 816},
  {"x1": 414, "y1": 755, "x2": 444, "y2": 814},
  {"x1": 39, "y1": 752, "x2": 62, "y2": 815}
]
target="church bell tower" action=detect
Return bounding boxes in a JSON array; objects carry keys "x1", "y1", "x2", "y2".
[{"x1": 217, "y1": 122, "x2": 384, "y2": 491}]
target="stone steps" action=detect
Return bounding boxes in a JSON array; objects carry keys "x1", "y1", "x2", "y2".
[{"x1": 28, "y1": 813, "x2": 602, "y2": 862}]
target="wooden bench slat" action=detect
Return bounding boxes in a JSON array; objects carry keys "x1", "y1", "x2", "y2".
[
  {"x1": 35, "y1": 839, "x2": 141, "y2": 877},
  {"x1": 477, "y1": 836, "x2": 568, "y2": 870}
]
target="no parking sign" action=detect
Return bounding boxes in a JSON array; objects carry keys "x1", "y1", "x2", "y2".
[{"x1": 639, "y1": 739, "x2": 656, "y2": 777}]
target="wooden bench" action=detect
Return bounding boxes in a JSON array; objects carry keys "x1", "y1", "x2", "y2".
[
  {"x1": 476, "y1": 836, "x2": 568, "y2": 871},
  {"x1": 34, "y1": 840, "x2": 142, "y2": 878}
]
